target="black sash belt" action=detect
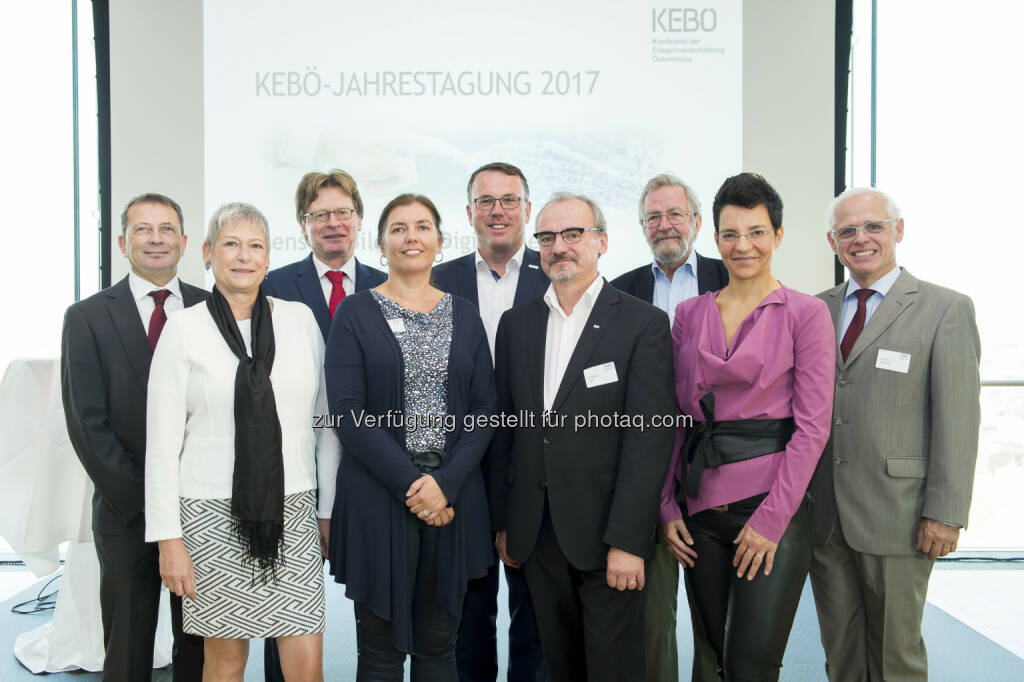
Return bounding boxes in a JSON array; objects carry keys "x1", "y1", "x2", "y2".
[{"x1": 678, "y1": 393, "x2": 795, "y2": 501}]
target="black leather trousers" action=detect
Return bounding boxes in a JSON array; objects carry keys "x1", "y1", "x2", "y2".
[
  {"x1": 684, "y1": 494, "x2": 812, "y2": 681},
  {"x1": 354, "y1": 521, "x2": 460, "y2": 681}
]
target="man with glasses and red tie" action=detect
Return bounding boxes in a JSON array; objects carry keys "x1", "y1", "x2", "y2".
[
  {"x1": 610, "y1": 173, "x2": 726, "y2": 682},
  {"x1": 62, "y1": 193, "x2": 207, "y2": 681},
  {"x1": 263, "y1": 169, "x2": 386, "y2": 339},
  {"x1": 261, "y1": 169, "x2": 385, "y2": 681},
  {"x1": 808, "y1": 187, "x2": 981, "y2": 682},
  {"x1": 432, "y1": 162, "x2": 549, "y2": 682}
]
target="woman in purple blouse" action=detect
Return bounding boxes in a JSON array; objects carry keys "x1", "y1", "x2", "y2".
[{"x1": 658, "y1": 173, "x2": 835, "y2": 680}]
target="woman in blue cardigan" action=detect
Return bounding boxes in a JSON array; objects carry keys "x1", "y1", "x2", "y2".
[{"x1": 321, "y1": 193, "x2": 497, "y2": 681}]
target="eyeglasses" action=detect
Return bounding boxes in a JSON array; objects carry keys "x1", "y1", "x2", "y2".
[
  {"x1": 472, "y1": 195, "x2": 522, "y2": 211},
  {"x1": 718, "y1": 228, "x2": 773, "y2": 244},
  {"x1": 533, "y1": 227, "x2": 602, "y2": 247},
  {"x1": 830, "y1": 219, "x2": 896, "y2": 243},
  {"x1": 304, "y1": 208, "x2": 357, "y2": 224},
  {"x1": 642, "y1": 210, "x2": 696, "y2": 230}
]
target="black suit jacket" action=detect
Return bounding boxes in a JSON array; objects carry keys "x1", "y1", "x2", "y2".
[
  {"x1": 61, "y1": 276, "x2": 208, "y2": 535},
  {"x1": 263, "y1": 254, "x2": 387, "y2": 340},
  {"x1": 609, "y1": 253, "x2": 729, "y2": 303},
  {"x1": 488, "y1": 281, "x2": 676, "y2": 570},
  {"x1": 431, "y1": 247, "x2": 550, "y2": 308}
]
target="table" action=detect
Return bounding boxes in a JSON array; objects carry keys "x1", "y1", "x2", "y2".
[{"x1": 0, "y1": 358, "x2": 171, "y2": 673}]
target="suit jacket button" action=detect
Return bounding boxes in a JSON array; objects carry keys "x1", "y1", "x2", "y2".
[
  {"x1": 538, "y1": 481, "x2": 547, "y2": 489},
  {"x1": 833, "y1": 456, "x2": 842, "y2": 466},
  {"x1": 543, "y1": 436, "x2": 551, "y2": 445}
]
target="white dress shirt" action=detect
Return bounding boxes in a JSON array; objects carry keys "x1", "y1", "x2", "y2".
[
  {"x1": 128, "y1": 271, "x2": 184, "y2": 333},
  {"x1": 542, "y1": 274, "x2": 605, "y2": 411},
  {"x1": 476, "y1": 242, "x2": 525, "y2": 356},
  {"x1": 144, "y1": 297, "x2": 342, "y2": 541},
  {"x1": 313, "y1": 254, "x2": 357, "y2": 305}
]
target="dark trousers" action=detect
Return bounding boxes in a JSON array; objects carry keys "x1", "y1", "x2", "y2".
[
  {"x1": 685, "y1": 495, "x2": 811, "y2": 682},
  {"x1": 457, "y1": 558, "x2": 546, "y2": 682},
  {"x1": 520, "y1": 506, "x2": 647, "y2": 682},
  {"x1": 94, "y1": 532, "x2": 204, "y2": 682},
  {"x1": 354, "y1": 520, "x2": 460, "y2": 681}
]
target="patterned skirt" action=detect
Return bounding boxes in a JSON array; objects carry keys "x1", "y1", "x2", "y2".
[{"x1": 180, "y1": 489, "x2": 325, "y2": 638}]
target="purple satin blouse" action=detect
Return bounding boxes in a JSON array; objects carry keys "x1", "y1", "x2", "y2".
[{"x1": 658, "y1": 286, "x2": 835, "y2": 543}]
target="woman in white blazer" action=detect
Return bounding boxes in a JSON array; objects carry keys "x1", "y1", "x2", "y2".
[{"x1": 145, "y1": 202, "x2": 339, "y2": 682}]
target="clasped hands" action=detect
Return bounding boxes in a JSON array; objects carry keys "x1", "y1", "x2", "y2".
[
  {"x1": 661, "y1": 518, "x2": 778, "y2": 580},
  {"x1": 405, "y1": 474, "x2": 454, "y2": 527}
]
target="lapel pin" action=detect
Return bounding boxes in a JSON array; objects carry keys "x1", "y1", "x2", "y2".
[
  {"x1": 593, "y1": 324, "x2": 600, "y2": 328},
  {"x1": 528, "y1": 263, "x2": 539, "y2": 269}
]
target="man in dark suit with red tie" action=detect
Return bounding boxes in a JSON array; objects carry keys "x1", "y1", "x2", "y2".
[
  {"x1": 62, "y1": 193, "x2": 207, "y2": 681},
  {"x1": 261, "y1": 169, "x2": 385, "y2": 682},
  {"x1": 262, "y1": 169, "x2": 386, "y2": 339}
]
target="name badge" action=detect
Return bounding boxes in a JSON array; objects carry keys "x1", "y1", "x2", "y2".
[
  {"x1": 584, "y1": 361, "x2": 618, "y2": 388},
  {"x1": 876, "y1": 348, "x2": 911, "y2": 374},
  {"x1": 387, "y1": 319, "x2": 406, "y2": 333}
]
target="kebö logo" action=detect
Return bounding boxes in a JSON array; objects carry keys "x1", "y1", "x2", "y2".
[{"x1": 652, "y1": 8, "x2": 718, "y2": 32}]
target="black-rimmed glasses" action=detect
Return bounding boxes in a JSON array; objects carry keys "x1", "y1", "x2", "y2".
[{"x1": 533, "y1": 227, "x2": 602, "y2": 247}]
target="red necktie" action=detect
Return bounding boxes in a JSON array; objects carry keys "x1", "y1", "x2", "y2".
[
  {"x1": 325, "y1": 271, "x2": 346, "y2": 317},
  {"x1": 148, "y1": 289, "x2": 171, "y2": 351},
  {"x1": 840, "y1": 288, "x2": 876, "y2": 361}
]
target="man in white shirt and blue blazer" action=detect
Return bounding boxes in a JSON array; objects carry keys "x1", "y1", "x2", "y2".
[{"x1": 431, "y1": 162, "x2": 548, "y2": 682}]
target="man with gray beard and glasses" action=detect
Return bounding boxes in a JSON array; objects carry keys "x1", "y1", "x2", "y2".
[{"x1": 611, "y1": 173, "x2": 727, "y2": 682}]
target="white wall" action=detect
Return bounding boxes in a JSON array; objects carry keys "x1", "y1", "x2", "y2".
[
  {"x1": 743, "y1": 0, "x2": 836, "y2": 294},
  {"x1": 110, "y1": 0, "x2": 205, "y2": 285}
]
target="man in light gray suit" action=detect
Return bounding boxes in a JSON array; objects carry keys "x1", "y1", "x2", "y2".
[{"x1": 808, "y1": 187, "x2": 981, "y2": 681}]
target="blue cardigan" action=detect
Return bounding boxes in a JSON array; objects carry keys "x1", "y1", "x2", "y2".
[{"x1": 324, "y1": 290, "x2": 497, "y2": 653}]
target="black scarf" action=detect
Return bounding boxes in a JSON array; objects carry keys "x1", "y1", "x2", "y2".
[{"x1": 206, "y1": 285, "x2": 284, "y2": 576}]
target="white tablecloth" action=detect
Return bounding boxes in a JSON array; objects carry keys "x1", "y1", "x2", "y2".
[{"x1": 0, "y1": 357, "x2": 172, "y2": 673}]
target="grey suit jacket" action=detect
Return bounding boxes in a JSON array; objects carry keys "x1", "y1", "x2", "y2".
[{"x1": 810, "y1": 268, "x2": 981, "y2": 556}]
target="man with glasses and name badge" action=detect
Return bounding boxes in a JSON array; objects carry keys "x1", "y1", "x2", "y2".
[
  {"x1": 488, "y1": 192, "x2": 675, "y2": 681},
  {"x1": 261, "y1": 169, "x2": 385, "y2": 682},
  {"x1": 808, "y1": 188, "x2": 981, "y2": 682},
  {"x1": 432, "y1": 162, "x2": 548, "y2": 682},
  {"x1": 611, "y1": 173, "x2": 726, "y2": 682}
]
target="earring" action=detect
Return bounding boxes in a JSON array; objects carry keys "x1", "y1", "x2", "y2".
[
  {"x1": 380, "y1": 255, "x2": 389, "y2": 267},
  {"x1": 434, "y1": 252, "x2": 443, "y2": 263}
]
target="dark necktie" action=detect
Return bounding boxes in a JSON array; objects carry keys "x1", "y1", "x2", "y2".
[
  {"x1": 840, "y1": 288, "x2": 876, "y2": 361},
  {"x1": 148, "y1": 289, "x2": 171, "y2": 351},
  {"x1": 325, "y1": 271, "x2": 346, "y2": 317}
]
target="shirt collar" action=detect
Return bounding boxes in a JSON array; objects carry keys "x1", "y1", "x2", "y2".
[
  {"x1": 128, "y1": 271, "x2": 182, "y2": 302},
  {"x1": 651, "y1": 248, "x2": 697, "y2": 281},
  {"x1": 475, "y1": 242, "x2": 525, "y2": 275},
  {"x1": 313, "y1": 253, "x2": 357, "y2": 283},
  {"x1": 845, "y1": 264, "x2": 901, "y2": 300},
  {"x1": 543, "y1": 273, "x2": 604, "y2": 317}
]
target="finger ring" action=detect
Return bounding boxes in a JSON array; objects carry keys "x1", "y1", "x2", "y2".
[
  {"x1": 628, "y1": 579, "x2": 637, "y2": 584},
  {"x1": 755, "y1": 553, "x2": 765, "y2": 559},
  {"x1": 420, "y1": 510, "x2": 430, "y2": 517}
]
